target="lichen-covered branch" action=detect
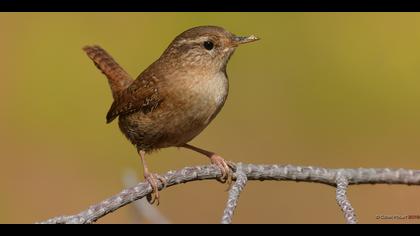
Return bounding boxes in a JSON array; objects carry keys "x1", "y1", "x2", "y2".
[
  {"x1": 38, "y1": 163, "x2": 420, "y2": 224},
  {"x1": 336, "y1": 174, "x2": 357, "y2": 224},
  {"x1": 122, "y1": 169, "x2": 170, "y2": 224}
]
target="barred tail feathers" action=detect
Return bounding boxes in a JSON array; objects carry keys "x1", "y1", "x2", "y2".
[{"x1": 83, "y1": 45, "x2": 133, "y2": 99}]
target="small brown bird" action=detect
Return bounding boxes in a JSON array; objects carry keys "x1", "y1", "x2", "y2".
[{"x1": 83, "y1": 26, "x2": 259, "y2": 204}]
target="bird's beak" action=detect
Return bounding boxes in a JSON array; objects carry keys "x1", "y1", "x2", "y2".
[{"x1": 232, "y1": 35, "x2": 260, "y2": 46}]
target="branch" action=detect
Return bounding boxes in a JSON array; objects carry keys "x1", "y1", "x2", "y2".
[
  {"x1": 122, "y1": 169, "x2": 170, "y2": 224},
  {"x1": 221, "y1": 164, "x2": 248, "y2": 224},
  {"x1": 336, "y1": 174, "x2": 357, "y2": 224},
  {"x1": 38, "y1": 163, "x2": 420, "y2": 224}
]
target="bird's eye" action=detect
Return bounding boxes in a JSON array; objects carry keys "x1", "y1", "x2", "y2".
[{"x1": 203, "y1": 41, "x2": 214, "y2": 50}]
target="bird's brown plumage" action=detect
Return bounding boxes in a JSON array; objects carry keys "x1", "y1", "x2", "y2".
[
  {"x1": 83, "y1": 45, "x2": 133, "y2": 99},
  {"x1": 85, "y1": 26, "x2": 243, "y2": 152},
  {"x1": 83, "y1": 25, "x2": 259, "y2": 204}
]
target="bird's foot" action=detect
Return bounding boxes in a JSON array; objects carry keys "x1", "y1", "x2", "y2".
[
  {"x1": 144, "y1": 173, "x2": 167, "y2": 205},
  {"x1": 210, "y1": 154, "x2": 235, "y2": 186}
]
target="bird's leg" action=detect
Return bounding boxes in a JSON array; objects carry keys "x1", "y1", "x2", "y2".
[
  {"x1": 182, "y1": 144, "x2": 234, "y2": 184},
  {"x1": 138, "y1": 150, "x2": 167, "y2": 205}
]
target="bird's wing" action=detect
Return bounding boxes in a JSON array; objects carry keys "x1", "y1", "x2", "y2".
[{"x1": 106, "y1": 75, "x2": 162, "y2": 123}]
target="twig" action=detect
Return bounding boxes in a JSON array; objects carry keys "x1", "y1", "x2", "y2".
[
  {"x1": 38, "y1": 163, "x2": 420, "y2": 224},
  {"x1": 221, "y1": 164, "x2": 248, "y2": 224},
  {"x1": 336, "y1": 174, "x2": 357, "y2": 224}
]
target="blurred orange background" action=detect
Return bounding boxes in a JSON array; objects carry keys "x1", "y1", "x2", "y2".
[{"x1": 1, "y1": 13, "x2": 420, "y2": 224}]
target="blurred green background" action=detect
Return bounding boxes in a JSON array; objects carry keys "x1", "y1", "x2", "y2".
[{"x1": 1, "y1": 13, "x2": 420, "y2": 224}]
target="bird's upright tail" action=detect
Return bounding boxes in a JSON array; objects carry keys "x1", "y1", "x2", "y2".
[{"x1": 83, "y1": 45, "x2": 133, "y2": 99}]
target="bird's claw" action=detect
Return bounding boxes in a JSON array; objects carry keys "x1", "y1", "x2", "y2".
[
  {"x1": 145, "y1": 173, "x2": 167, "y2": 205},
  {"x1": 210, "y1": 155, "x2": 234, "y2": 187}
]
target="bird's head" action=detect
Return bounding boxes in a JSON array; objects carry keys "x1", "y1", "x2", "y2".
[{"x1": 161, "y1": 26, "x2": 259, "y2": 73}]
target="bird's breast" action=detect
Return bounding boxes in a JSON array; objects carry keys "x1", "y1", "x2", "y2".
[
  {"x1": 188, "y1": 71, "x2": 229, "y2": 109},
  {"x1": 162, "y1": 71, "x2": 229, "y2": 138}
]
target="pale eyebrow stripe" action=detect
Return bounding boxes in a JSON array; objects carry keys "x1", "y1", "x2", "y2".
[{"x1": 177, "y1": 36, "x2": 210, "y2": 45}]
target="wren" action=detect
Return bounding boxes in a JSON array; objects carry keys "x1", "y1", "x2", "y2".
[{"x1": 83, "y1": 26, "x2": 259, "y2": 204}]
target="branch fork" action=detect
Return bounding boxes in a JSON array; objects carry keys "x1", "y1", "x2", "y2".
[{"x1": 39, "y1": 163, "x2": 420, "y2": 224}]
